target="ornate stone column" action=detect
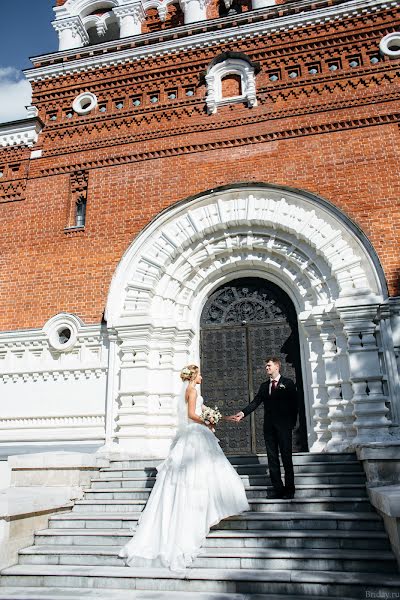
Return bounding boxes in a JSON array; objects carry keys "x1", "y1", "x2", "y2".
[
  {"x1": 52, "y1": 17, "x2": 89, "y2": 51},
  {"x1": 321, "y1": 313, "x2": 356, "y2": 451},
  {"x1": 179, "y1": 0, "x2": 210, "y2": 24},
  {"x1": 113, "y1": 2, "x2": 146, "y2": 38},
  {"x1": 252, "y1": 0, "x2": 276, "y2": 9},
  {"x1": 97, "y1": 330, "x2": 121, "y2": 455},
  {"x1": 338, "y1": 303, "x2": 392, "y2": 445},
  {"x1": 113, "y1": 323, "x2": 195, "y2": 457},
  {"x1": 300, "y1": 314, "x2": 331, "y2": 452}
]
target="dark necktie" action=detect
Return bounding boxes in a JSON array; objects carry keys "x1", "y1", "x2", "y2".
[{"x1": 271, "y1": 379, "x2": 277, "y2": 392}]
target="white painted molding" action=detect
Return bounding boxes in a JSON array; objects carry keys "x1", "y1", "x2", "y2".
[
  {"x1": 380, "y1": 32, "x2": 400, "y2": 58},
  {"x1": 28, "y1": 0, "x2": 398, "y2": 81},
  {"x1": 52, "y1": 16, "x2": 90, "y2": 50},
  {"x1": 0, "y1": 119, "x2": 43, "y2": 148},
  {"x1": 43, "y1": 313, "x2": 83, "y2": 351},
  {"x1": 205, "y1": 58, "x2": 257, "y2": 114},
  {"x1": 113, "y1": 2, "x2": 146, "y2": 36},
  {"x1": 72, "y1": 91, "x2": 98, "y2": 114}
]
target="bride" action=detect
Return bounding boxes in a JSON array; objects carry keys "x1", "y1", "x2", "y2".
[{"x1": 119, "y1": 364, "x2": 249, "y2": 571}]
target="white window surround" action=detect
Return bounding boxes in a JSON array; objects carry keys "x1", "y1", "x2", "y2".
[
  {"x1": 380, "y1": 32, "x2": 400, "y2": 58},
  {"x1": 43, "y1": 313, "x2": 83, "y2": 352},
  {"x1": 205, "y1": 58, "x2": 257, "y2": 115},
  {"x1": 72, "y1": 92, "x2": 98, "y2": 114}
]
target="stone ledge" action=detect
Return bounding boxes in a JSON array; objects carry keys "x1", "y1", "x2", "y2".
[{"x1": 0, "y1": 487, "x2": 79, "y2": 520}]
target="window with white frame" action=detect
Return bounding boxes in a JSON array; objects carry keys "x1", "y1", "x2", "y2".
[{"x1": 205, "y1": 56, "x2": 258, "y2": 114}]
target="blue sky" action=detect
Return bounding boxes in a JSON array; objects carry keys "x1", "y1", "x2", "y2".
[{"x1": 0, "y1": 1, "x2": 58, "y2": 123}]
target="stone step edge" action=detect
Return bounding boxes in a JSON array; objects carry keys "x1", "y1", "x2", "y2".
[
  {"x1": 34, "y1": 528, "x2": 389, "y2": 538},
  {"x1": 91, "y1": 471, "x2": 364, "y2": 482},
  {"x1": 74, "y1": 496, "x2": 370, "y2": 505},
  {"x1": 99, "y1": 460, "x2": 362, "y2": 470},
  {"x1": 0, "y1": 587, "x2": 359, "y2": 600},
  {"x1": 18, "y1": 545, "x2": 396, "y2": 560},
  {"x1": 82, "y1": 483, "x2": 367, "y2": 491},
  {"x1": 2, "y1": 565, "x2": 400, "y2": 586},
  {"x1": 48, "y1": 511, "x2": 381, "y2": 520}
]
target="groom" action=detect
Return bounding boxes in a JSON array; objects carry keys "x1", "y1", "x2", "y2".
[{"x1": 231, "y1": 357, "x2": 298, "y2": 499}]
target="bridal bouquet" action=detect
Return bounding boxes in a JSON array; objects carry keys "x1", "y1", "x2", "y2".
[{"x1": 201, "y1": 405, "x2": 222, "y2": 431}]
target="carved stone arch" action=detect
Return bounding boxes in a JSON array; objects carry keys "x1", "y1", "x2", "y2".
[{"x1": 104, "y1": 184, "x2": 394, "y2": 458}]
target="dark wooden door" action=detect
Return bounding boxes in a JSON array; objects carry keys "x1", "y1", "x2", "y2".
[{"x1": 200, "y1": 278, "x2": 307, "y2": 454}]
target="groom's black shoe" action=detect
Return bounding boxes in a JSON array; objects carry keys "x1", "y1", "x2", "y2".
[
  {"x1": 283, "y1": 491, "x2": 295, "y2": 499},
  {"x1": 268, "y1": 490, "x2": 285, "y2": 499}
]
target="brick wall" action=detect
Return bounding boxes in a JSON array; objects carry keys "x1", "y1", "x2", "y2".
[{"x1": 0, "y1": 2, "x2": 399, "y2": 330}]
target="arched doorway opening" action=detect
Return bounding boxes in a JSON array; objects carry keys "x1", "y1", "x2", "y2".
[{"x1": 200, "y1": 277, "x2": 307, "y2": 455}]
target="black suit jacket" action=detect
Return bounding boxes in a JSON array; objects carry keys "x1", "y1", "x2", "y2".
[{"x1": 241, "y1": 376, "x2": 298, "y2": 429}]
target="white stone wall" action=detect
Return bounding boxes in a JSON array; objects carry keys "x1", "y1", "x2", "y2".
[{"x1": 0, "y1": 322, "x2": 107, "y2": 445}]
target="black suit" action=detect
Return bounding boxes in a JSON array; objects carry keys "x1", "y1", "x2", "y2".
[{"x1": 241, "y1": 376, "x2": 298, "y2": 494}]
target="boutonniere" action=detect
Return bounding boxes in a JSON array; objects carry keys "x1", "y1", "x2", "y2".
[{"x1": 278, "y1": 384, "x2": 286, "y2": 389}]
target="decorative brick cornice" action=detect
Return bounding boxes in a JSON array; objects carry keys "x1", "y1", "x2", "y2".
[
  {"x1": 38, "y1": 70, "x2": 400, "y2": 159},
  {"x1": 25, "y1": 0, "x2": 398, "y2": 82},
  {"x1": 0, "y1": 180, "x2": 27, "y2": 204},
  {"x1": 38, "y1": 111, "x2": 400, "y2": 178}
]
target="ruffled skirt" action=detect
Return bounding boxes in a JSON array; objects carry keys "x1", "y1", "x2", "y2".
[{"x1": 119, "y1": 423, "x2": 249, "y2": 571}]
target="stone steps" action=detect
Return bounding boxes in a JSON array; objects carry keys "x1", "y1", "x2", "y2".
[
  {"x1": 1, "y1": 452, "x2": 398, "y2": 599},
  {"x1": 89, "y1": 472, "x2": 366, "y2": 488},
  {"x1": 107, "y1": 452, "x2": 358, "y2": 469},
  {"x1": 96, "y1": 461, "x2": 363, "y2": 478},
  {"x1": 79, "y1": 482, "x2": 367, "y2": 500},
  {"x1": 71, "y1": 497, "x2": 373, "y2": 513},
  {"x1": 33, "y1": 527, "x2": 391, "y2": 550},
  {"x1": 2, "y1": 565, "x2": 400, "y2": 597},
  {"x1": 47, "y1": 510, "x2": 384, "y2": 531},
  {"x1": 17, "y1": 544, "x2": 397, "y2": 572},
  {"x1": 0, "y1": 588, "x2": 360, "y2": 600}
]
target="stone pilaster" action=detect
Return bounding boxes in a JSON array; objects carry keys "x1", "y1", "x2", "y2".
[
  {"x1": 338, "y1": 303, "x2": 392, "y2": 445},
  {"x1": 52, "y1": 16, "x2": 89, "y2": 51},
  {"x1": 179, "y1": 0, "x2": 210, "y2": 25},
  {"x1": 113, "y1": 2, "x2": 146, "y2": 38}
]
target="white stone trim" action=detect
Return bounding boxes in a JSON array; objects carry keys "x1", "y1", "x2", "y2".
[
  {"x1": 380, "y1": 32, "x2": 400, "y2": 58},
  {"x1": 72, "y1": 91, "x2": 98, "y2": 115},
  {"x1": 52, "y1": 15, "x2": 90, "y2": 50},
  {"x1": 205, "y1": 58, "x2": 257, "y2": 114},
  {"x1": 102, "y1": 185, "x2": 396, "y2": 456},
  {"x1": 43, "y1": 313, "x2": 81, "y2": 351},
  {"x1": 28, "y1": 0, "x2": 398, "y2": 81},
  {"x1": 0, "y1": 119, "x2": 43, "y2": 148}
]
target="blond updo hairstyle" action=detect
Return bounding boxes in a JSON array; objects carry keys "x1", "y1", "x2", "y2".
[{"x1": 180, "y1": 364, "x2": 199, "y2": 382}]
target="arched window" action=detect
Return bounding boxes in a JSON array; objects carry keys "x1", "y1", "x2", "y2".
[{"x1": 205, "y1": 56, "x2": 258, "y2": 114}]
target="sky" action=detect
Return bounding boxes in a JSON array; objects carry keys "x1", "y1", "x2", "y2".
[{"x1": 0, "y1": 1, "x2": 58, "y2": 123}]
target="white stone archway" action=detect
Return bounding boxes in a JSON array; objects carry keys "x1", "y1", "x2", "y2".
[{"x1": 104, "y1": 184, "x2": 397, "y2": 458}]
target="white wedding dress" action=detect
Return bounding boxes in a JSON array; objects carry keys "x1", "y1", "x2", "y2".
[{"x1": 119, "y1": 385, "x2": 249, "y2": 571}]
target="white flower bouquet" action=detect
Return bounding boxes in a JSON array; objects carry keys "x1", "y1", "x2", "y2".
[{"x1": 201, "y1": 405, "x2": 222, "y2": 431}]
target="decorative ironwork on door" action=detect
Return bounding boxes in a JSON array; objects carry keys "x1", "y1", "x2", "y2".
[{"x1": 200, "y1": 278, "x2": 306, "y2": 455}]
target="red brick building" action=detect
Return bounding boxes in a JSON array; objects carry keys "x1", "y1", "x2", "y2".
[{"x1": 0, "y1": 0, "x2": 399, "y2": 456}]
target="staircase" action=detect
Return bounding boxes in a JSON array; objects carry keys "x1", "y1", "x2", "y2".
[{"x1": 1, "y1": 452, "x2": 399, "y2": 599}]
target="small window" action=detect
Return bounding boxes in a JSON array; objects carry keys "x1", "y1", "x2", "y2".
[
  {"x1": 287, "y1": 68, "x2": 300, "y2": 79},
  {"x1": 328, "y1": 60, "x2": 341, "y2": 71},
  {"x1": 149, "y1": 94, "x2": 159, "y2": 104},
  {"x1": 99, "y1": 104, "x2": 107, "y2": 113},
  {"x1": 132, "y1": 96, "x2": 142, "y2": 107},
  {"x1": 76, "y1": 197, "x2": 87, "y2": 228},
  {"x1": 307, "y1": 63, "x2": 320, "y2": 75},
  {"x1": 115, "y1": 100, "x2": 124, "y2": 110},
  {"x1": 348, "y1": 56, "x2": 361, "y2": 68},
  {"x1": 221, "y1": 74, "x2": 242, "y2": 98},
  {"x1": 48, "y1": 112, "x2": 57, "y2": 121},
  {"x1": 167, "y1": 89, "x2": 177, "y2": 100},
  {"x1": 10, "y1": 164, "x2": 20, "y2": 173},
  {"x1": 185, "y1": 88, "x2": 195, "y2": 97},
  {"x1": 268, "y1": 71, "x2": 280, "y2": 82},
  {"x1": 65, "y1": 111, "x2": 73, "y2": 119},
  {"x1": 0, "y1": 167, "x2": 4, "y2": 178},
  {"x1": 369, "y1": 54, "x2": 380, "y2": 65}
]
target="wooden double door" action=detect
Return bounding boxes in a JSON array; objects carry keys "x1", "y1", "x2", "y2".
[{"x1": 200, "y1": 278, "x2": 307, "y2": 454}]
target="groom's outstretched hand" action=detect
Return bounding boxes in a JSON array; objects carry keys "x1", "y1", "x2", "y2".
[{"x1": 226, "y1": 412, "x2": 245, "y2": 422}]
